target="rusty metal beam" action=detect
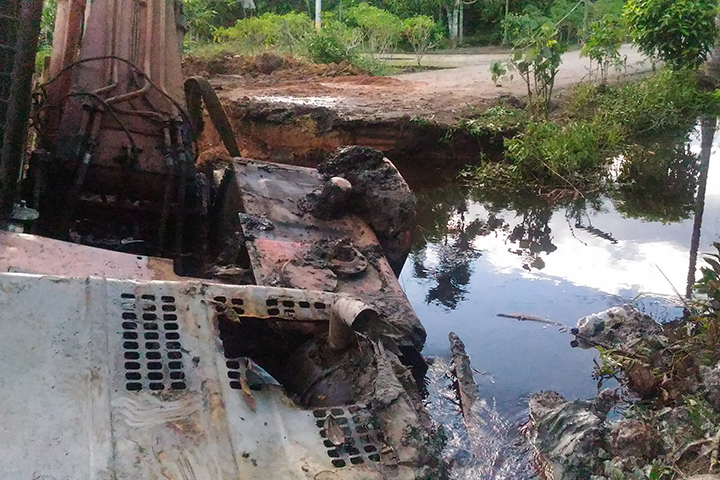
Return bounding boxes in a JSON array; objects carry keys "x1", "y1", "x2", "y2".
[{"x1": 0, "y1": 0, "x2": 43, "y2": 217}]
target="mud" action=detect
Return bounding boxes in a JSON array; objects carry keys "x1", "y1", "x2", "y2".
[
  {"x1": 315, "y1": 147, "x2": 417, "y2": 238},
  {"x1": 183, "y1": 52, "x2": 365, "y2": 80},
  {"x1": 195, "y1": 98, "x2": 499, "y2": 191}
]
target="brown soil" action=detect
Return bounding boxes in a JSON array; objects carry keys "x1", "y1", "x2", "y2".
[
  {"x1": 183, "y1": 51, "x2": 365, "y2": 81},
  {"x1": 188, "y1": 47, "x2": 651, "y2": 188}
]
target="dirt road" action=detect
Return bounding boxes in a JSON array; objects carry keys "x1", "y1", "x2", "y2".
[{"x1": 211, "y1": 45, "x2": 650, "y2": 123}]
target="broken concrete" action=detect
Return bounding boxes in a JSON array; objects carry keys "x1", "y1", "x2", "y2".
[
  {"x1": 700, "y1": 361, "x2": 720, "y2": 409},
  {"x1": 609, "y1": 419, "x2": 663, "y2": 460}
]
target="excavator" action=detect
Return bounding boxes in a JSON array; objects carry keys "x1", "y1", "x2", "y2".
[{"x1": 0, "y1": 1, "x2": 443, "y2": 479}]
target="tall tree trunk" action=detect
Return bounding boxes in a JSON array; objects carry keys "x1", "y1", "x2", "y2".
[
  {"x1": 459, "y1": 2, "x2": 464, "y2": 45},
  {"x1": 704, "y1": 17, "x2": 720, "y2": 85},
  {"x1": 502, "y1": 0, "x2": 510, "y2": 45},
  {"x1": 686, "y1": 116, "x2": 716, "y2": 298},
  {"x1": 448, "y1": 1, "x2": 460, "y2": 48},
  {"x1": 582, "y1": 0, "x2": 589, "y2": 44}
]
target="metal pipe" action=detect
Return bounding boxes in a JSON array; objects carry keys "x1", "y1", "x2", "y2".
[
  {"x1": 105, "y1": 77, "x2": 151, "y2": 105},
  {"x1": 49, "y1": 0, "x2": 87, "y2": 77},
  {"x1": 0, "y1": 0, "x2": 44, "y2": 217},
  {"x1": 328, "y1": 297, "x2": 379, "y2": 350},
  {"x1": 158, "y1": 0, "x2": 167, "y2": 92},
  {"x1": 174, "y1": 122, "x2": 187, "y2": 256},
  {"x1": 315, "y1": 0, "x2": 322, "y2": 31},
  {"x1": 144, "y1": 0, "x2": 154, "y2": 77},
  {"x1": 157, "y1": 123, "x2": 174, "y2": 251}
]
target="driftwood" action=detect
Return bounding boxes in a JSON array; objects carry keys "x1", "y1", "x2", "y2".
[{"x1": 449, "y1": 331, "x2": 480, "y2": 428}]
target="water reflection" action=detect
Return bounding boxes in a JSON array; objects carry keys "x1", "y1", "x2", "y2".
[
  {"x1": 400, "y1": 120, "x2": 720, "y2": 477},
  {"x1": 408, "y1": 120, "x2": 719, "y2": 308},
  {"x1": 612, "y1": 130, "x2": 702, "y2": 223},
  {"x1": 412, "y1": 193, "x2": 507, "y2": 308}
]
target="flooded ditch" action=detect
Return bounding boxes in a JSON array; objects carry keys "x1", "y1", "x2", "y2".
[
  {"x1": 198, "y1": 97, "x2": 720, "y2": 476},
  {"x1": 399, "y1": 120, "x2": 720, "y2": 477}
]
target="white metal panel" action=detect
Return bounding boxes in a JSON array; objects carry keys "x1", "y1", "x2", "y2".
[
  {"x1": 0, "y1": 273, "x2": 383, "y2": 480},
  {"x1": 0, "y1": 275, "x2": 113, "y2": 479}
]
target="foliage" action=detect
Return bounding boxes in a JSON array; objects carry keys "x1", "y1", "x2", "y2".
[
  {"x1": 471, "y1": 69, "x2": 720, "y2": 196},
  {"x1": 501, "y1": 12, "x2": 548, "y2": 47},
  {"x1": 485, "y1": 120, "x2": 622, "y2": 191},
  {"x1": 501, "y1": 22, "x2": 566, "y2": 115},
  {"x1": 403, "y1": 15, "x2": 441, "y2": 66},
  {"x1": 501, "y1": 0, "x2": 625, "y2": 47},
  {"x1": 306, "y1": 16, "x2": 362, "y2": 64},
  {"x1": 346, "y1": 3, "x2": 404, "y2": 59},
  {"x1": 586, "y1": 242, "x2": 720, "y2": 478},
  {"x1": 624, "y1": 0, "x2": 719, "y2": 70},
  {"x1": 696, "y1": 243, "x2": 720, "y2": 320},
  {"x1": 581, "y1": 15, "x2": 626, "y2": 82},
  {"x1": 383, "y1": 0, "x2": 443, "y2": 19},
  {"x1": 571, "y1": 69, "x2": 720, "y2": 136},
  {"x1": 215, "y1": 12, "x2": 314, "y2": 54},
  {"x1": 450, "y1": 105, "x2": 529, "y2": 138},
  {"x1": 40, "y1": 0, "x2": 57, "y2": 48},
  {"x1": 183, "y1": 0, "x2": 248, "y2": 41},
  {"x1": 304, "y1": 15, "x2": 384, "y2": 72}
]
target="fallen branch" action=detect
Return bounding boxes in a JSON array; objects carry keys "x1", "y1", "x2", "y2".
[{"x1": 497, "y1": 313, "x2": 565, "y2": 328}]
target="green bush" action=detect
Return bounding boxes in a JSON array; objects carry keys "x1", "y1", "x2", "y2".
[
  {"x1": 581, "y1": 15, "x2": 626, "y2": 82},
  {"x1": 624, "y1": 0, "x2": 719, "y2": 70},
  {"x1": 472, "y1": 68, "x2": 720, "y2": 195},
  {"x1": 571, "y1": 69, "x2": 720, "y2": 136},
  {"x1": 306, "y1": 33, "x2": 351, "y2": 64},
  {"x1": 346, "y1": 3, "x2": 404, "y2": 59},
  {"x1": 183, "y1": 0, "x2": 246, "y2": 42},
  {"x1": 403, "y1": 15, "x2": 441, "y2": 66},
  {"x1": 306, "y1": 14, "x2": 363, "y2": 64},
  {"x1": 505, "y1": 121, "x2": 622, "y2": 186},
  {"x1": 215, "y1": 12, "x2": 314, "y2": 54}
]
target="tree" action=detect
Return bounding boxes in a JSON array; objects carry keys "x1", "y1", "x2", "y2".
[
  {"x1": 581, "y1": 15, "x2": 625, "y2": 82},
  {"x1": 346, "y1": 3, "x2": 404, "y2": 59},
  {"x1": 40, "y1": 0, "x2": 57, "y2": 48},
  {"x1": 506, "y1": 23, "x2": 566, "y2": 115},
  {"x1": 624, "y1": 0, "x2": 719, "y2": 70},
  {"x1": 403, "y1": 15, "x2": 440, "y2": 66}
]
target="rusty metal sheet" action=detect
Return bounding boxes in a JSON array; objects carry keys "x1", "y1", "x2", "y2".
[
  {"x1": 228, "y1": 158, "x2": 426, "y2": 348},
  {"x1": 0, "y1": 231, "x2": 180, "y2": 280},
  {"x1": 0, "y1": 272, "x2": 385, "y2": 479}
]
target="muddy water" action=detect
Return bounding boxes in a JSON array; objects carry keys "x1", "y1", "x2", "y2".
[{"x1": 398, "y1": 122, "x2": 720, "y2": 477}]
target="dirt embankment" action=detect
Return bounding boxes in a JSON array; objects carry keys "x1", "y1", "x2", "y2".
[
  {"x1": 186, "y1": 48, "x2": 649, "y2": 188},
  {"x1": 186, "y1": 52, "x2": 510, "y2": 189}
]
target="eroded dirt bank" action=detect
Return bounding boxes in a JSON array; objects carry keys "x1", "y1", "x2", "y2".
[
  {"x1": 197, "y1": 100, "x2": 505, "y2": 189},
  {"x1": 188, "y1": 47, "x2": 650, "y2": 187}
]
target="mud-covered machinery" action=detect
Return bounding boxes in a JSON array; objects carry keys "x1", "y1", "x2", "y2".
[
  {"x1": 0, "y1": 1, "x2": 443, "y2": 479},
  {"x1": 5, "y1": 0, "x2": 240, "y2": 264}
]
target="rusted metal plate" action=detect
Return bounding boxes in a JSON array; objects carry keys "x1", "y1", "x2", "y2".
[
  {"x1": 0, "y1": 231, "x2": 180, "y2": 280},
  {"x1": 0, "y1": 272, "x2": 384, "y2": 479},
  {"x1": 228, "y1": 158, "x2": 426, "y2": 348}
]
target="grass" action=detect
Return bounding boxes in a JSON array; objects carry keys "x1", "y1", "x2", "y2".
[{"x1": 465, "y1": 68, "x2": 720, "y2": 196}]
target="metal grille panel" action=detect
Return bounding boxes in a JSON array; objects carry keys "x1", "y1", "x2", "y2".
[{"x1": 118, "y1": 292, "x2": 187, "y2": 391}]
